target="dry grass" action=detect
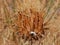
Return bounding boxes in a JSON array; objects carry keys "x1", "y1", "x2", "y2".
[{"x1": 0, "y1": 0, "x2": 60, "y2": 45}]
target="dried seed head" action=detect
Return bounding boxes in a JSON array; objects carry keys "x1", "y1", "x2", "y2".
[{"x1": 15, "y1": 9, "x2": 44, "y2": 40}]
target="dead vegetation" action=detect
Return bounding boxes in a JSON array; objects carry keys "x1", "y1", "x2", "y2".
[{"x1": 0, "y1": 0, "x2": 60, "y2": 45}]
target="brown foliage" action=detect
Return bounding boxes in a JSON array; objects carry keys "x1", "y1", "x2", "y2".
[{"x1": 15, "y1": 9, "x2": 44, "y2": 40}]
